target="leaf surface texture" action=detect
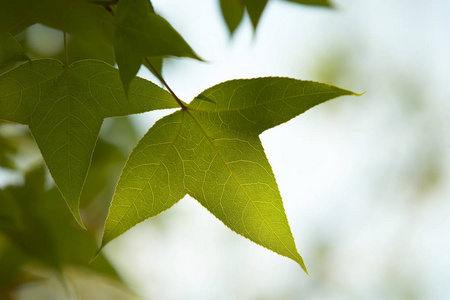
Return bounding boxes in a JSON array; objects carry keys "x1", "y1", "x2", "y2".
[
  {"x1": 0, "y1": 59, "x2": 178, "y2": 226},
  {"x1": 103, "y1": 77, "x2": 357, "y2": 272}
]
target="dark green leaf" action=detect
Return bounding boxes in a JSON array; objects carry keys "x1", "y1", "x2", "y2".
[
  {"x1": 218, "y1": 0, "x2": 332, "y2": 34},
  {"x1": 0, "y1": 239, "x2": 34, "y2": 296},
  {"x1": 0, "y1": 33, "x2": 29, "y2": 74},
  {"x1": 0, "y1": 167, "x2": 60, "y2": 270},
  {"x1": 0, "y1": 1, "x2": 35, "y2": 34},
  {"x1": 243, "y1": 0, "x2": 268, "y2": 30},
  {"x1": 0, "y1": 165, "x2": 122, "y2": 281},
  {"x1": 0, "y1": 0, "x2": 114, "y2": 41},
  {"x1": 114, "y1": 0, "x2": 201, "y2": 91},
  {"x1": 285, "y1": 0, "x2": 332, "y2": 7},
  {"x1": 220, "y1": 0, "x2": 245, "y2": 34},
  {"x1": 0, "y1": 131, "x2": 18, "y2": 169},
  {"x1": 0, "y1": 58, "x2": 178, "y2": 226}
]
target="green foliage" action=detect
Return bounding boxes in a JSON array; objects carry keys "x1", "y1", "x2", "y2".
[
  {"x1": 286, "y1": 0, "x2": 332, "y2": 7},
  {"x1": 0, "y1": 0, "x2": 361, "y2": 296},
  {"x1": 102, "y1": 78, "x2": 357, "y2": 272},
  {"x1": 220, "y1": 0, "x2": 245, "y2": 34},
  {"x1": 0, "y1": 124, "x2": 19, "y2": 169},
  {"x1": 0, "y1": 165, "x2": 121, "y2": 282},
  {"x1": 114, "y1": 0, "x2": 201, "y2": 91},
  {"x1": 244, "y1": 0, "x2": 269, "y2": 31},
  {"x1": 0, "y1": 33, "x2": 29, "y2": 74},
  {"x1": 0, "y1": 0, "x2": 114, "y2": 39},
  {"x1": 0, "y1": 59, "x2": 177, "y2": 226}
]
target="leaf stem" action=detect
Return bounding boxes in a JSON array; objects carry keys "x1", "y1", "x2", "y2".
[
  {"x1": 63, "y1": 31, "x2": 69, "y2": 66},
  {"x1": 144, "y1": 57, "x2": 186, "y2": 109}
]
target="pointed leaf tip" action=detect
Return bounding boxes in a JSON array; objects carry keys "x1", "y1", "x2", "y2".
[
  {"x1": 103, "y1": 77, "x2": 359, "y2": 270},
  {"x1": 113, "y1": 0, "x2": 202, "y2": 89},
  {"x1": 72, "y1": 206, "x2": 87, "y2": 229},
  {"x1": 0, "y1": 59, "x2": 177, "y2": 226}
]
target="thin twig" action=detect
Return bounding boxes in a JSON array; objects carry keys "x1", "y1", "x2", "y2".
[{"x1": 144, "y1": 57, "x2": 186, "y2": 109}]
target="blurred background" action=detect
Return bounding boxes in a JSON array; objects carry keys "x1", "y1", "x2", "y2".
[{"x1": 1, "y1": 0, "x2": 449, "y2": 299}]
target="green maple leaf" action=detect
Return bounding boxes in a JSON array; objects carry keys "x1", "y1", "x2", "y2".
[
  {"x1": 114, "y1": 0, "x2": 202, "y2": 91},
  {"x1": 101, "y1": 77, "x2": 359, "y2": 272},
  {"x1": 0, "y1": 59, "x2": 178, "y2": 226}
]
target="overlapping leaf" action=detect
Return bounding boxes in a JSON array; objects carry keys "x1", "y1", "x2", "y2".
[
  {"x1": 220, "y1": 0, "x2": 332, "y2": 34},
  {"x1": 0, "y1": 0, "x2": 195, "y2": 87},
  {"x1": 114, "y1": 0, "x2": 201, "y2": 91},
  {"x1": 0, "y1": 33, "x2": 28, "y2": 74},
  {"x1": 0, "y1": 0, "x2": 114, "y2": 39},
  {"x1": 0, "y1": 59, "x2": 178, "y2": 226},
  {"x1": 0, "y1": 165, "x2": 121, "y2": 284},
  {"x1": 0, "y1": 125, "x2": 19, "y2": 169},
  {"x1": 102, "y1": 77, "x2": 358, "y2": 272}
]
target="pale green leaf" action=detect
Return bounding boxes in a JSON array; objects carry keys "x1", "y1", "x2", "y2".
[
  {"x1": 0, "y1": 58, "x2": 178, "y2": 226},
  {"x1": 102, "y1": 77, "x2": 358, "y2": 272},
  {"x1": 102, "y1": 112, "x2": 186, "y2": 245},
  {"x1": 220, "y1": 0, "x2": 245, "y2": 34},
  {"x1": 114, "y1": 0, "x2": 201, "y2": 91},
  {"x1": 0, "y1": 33, "x2": 28, "y2": 74}
]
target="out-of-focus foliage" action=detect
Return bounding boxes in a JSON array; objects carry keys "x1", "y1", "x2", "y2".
[
  {"x1": 0, "y1": 123, "x2": 19, "y2": 169},
  {"x1": 0, "y1": 0, "x2": 197, "y2": 88},
  {"x1": 0, "y1": 33, "x2": 29, "y2": 74},
  {"x1": 114, "y1": 0, "x2": 201, "y2": 91},
  {"x1": 219, "y1": 0, "x2": 332, "y2": 34},
  {"x1": 0, "y1": 116, "x2": 140, "y2": 298},
  {"x1": 0, "y1": 59, "x2": 177, "y2": 226},
  {"x1": 0, "y1": 166, "x2": 121, "y2": 297}
]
